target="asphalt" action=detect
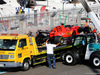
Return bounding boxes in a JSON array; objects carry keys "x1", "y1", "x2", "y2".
[{"x1": 1, "y1": 61, "x2": 100, "y2": 75}]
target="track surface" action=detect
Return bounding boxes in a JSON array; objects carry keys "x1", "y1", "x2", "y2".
[{"x1": 1, "y1": 61, "x2": 100, "y2": 75}]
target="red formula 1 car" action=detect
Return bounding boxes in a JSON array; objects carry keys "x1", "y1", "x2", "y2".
[
  {"x1": 35, "y1": 24, "x2": 82, "y2": 45},
  {"x1": 49, "y1": 25, "x2": 81, "y2": 45},
  {"x1": 50, "y1": 25, "x2": 80, "y2": 38}
]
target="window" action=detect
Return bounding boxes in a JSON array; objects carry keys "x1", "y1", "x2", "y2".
[
  {"x1": 74, "y1": 36, "x2": 85, "y2": 46},
  {"x1": 87, "y1": 35, "x2": 95, "y2": 44},
  {"x1": 29, "y1": 37, "x2": 33, "y2": 45},
  {"x1": 19, "y1": 39, "x2": 27, "y2": 47}
]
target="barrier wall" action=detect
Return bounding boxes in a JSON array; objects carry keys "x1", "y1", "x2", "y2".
[{"x1": 0, "y1": 7, "x2": 100, "y2": 35}]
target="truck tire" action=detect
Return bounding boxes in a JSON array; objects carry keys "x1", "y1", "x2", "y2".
[
  {"x1": 60, "y1": 52, "x2": 65, "y2": 61},
  {"x1": 64, "y1": 51, "x2": 78, "y2": 65},
  {"x1": 54, "y1": 36, "x2": 64, "y2": 45},
  {"x1": 90, "y1": 54, "x2": 100, "y2": 68},
  {"x1": 21, "y1": 59, "x2": 30, "y2": 71}
]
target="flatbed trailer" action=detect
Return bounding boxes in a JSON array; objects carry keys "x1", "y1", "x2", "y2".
[{"x1": 32, "y1": 44, "x2": 72, "y2": 66}]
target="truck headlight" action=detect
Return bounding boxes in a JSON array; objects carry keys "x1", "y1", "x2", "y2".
[{"x1": 10, "y1": 55, "x2": 14, "y2": 59}]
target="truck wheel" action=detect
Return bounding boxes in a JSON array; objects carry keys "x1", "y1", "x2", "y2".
[
  {"x1": 60, "y1": 52, "x2": 65, "y2": 61},
  {"x1": 54, "y1": 36, "x2": 64, "y2": 45},
  {"x1": 21, "y1": 59, "x2": 30, "y2": 71},
  {"x1": 64, "y1": 51, "x2": 77, "y2": 65},
  {"x1": 90, "y1": 54, "x2": 100, "y2": 68}
]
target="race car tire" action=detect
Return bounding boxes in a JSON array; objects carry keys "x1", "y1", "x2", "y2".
[
  {"x1": 35, "y1": 33, "x2": 46, "y2": 46},
  {"x1": 54, "y1": 36, "x2": 64, "y2": 45},
  {"x1": 77, "y1": 27, "x2": 83, "y2": 33},
  {"x1": 83, "y1": 27, "x2": 91, "y2": 33},
  {"x1": 36, "y1": 37, "x2": 42, "y2": 45},
  {"x1": 72, "y1": 31, "x2": 76, "y2": 37}
]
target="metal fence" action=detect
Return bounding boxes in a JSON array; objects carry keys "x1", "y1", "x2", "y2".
[{"x1": 0, "y1": 6, "x2": 100, "y2": 35}]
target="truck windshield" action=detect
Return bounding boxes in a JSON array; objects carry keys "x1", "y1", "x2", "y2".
[{"x1": 0, "y1": 39, "x2": 17, "y2": 51}]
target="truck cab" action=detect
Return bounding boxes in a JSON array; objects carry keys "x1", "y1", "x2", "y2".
[
  {"x1": 63, "y1": 33, "x2": 100, "y2": 67},
  {"x1": 0, "y1": 34, "x2": 35, "y2": 70},
  {"x1": 73, "y1": 33, "x2": 96, "y2": 57}
]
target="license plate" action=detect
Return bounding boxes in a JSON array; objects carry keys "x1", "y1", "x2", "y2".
[{"x1": 0, "y1": 64, "x2": 4, "y2": 67}]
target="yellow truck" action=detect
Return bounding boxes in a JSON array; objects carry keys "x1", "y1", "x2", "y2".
[{"x1": 0, "y1": 34, "x2": 71, "y2": 71}]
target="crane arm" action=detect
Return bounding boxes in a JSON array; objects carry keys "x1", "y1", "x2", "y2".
[{"x1": 80, "y1": 0, "x2": 100, "y2": 33}]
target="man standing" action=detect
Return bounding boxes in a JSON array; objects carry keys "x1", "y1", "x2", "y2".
[
  {"x1": 28, "y1": 31, "x2": 33, "y2": 37},
  {"x1": 45, "y1": 39, "x2": 59, "y2": 69}
]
